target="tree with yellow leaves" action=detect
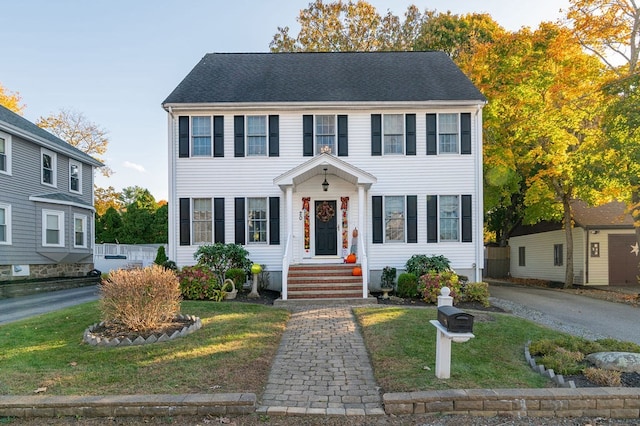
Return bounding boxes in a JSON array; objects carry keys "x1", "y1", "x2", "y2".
[{"x1": 0, "y1": 83, "x2": 25, "y2": 115}]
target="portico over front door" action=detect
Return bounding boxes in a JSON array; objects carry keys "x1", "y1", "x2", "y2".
[{"x1": 315, "y1": 200, "x2": 337, "y2": 255}]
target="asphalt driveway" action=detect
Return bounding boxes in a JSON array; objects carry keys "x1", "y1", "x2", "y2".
[{"x1": 489, "y1": 282, "x2": 640, "y2": 344}]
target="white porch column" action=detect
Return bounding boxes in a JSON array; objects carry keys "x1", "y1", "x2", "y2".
[
  {"x1": 358, "y1": 184, "x2": 368, "y2": 298},
  {"x1": 282, "y1": 185, "x2": 293, "y2": 301}
]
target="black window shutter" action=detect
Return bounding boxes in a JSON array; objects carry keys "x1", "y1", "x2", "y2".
[
  {"x1": 269, "y1": 197, "x2": 280, "y2": 245},
  {"x1": 214, "y1": 197, "x2": 225, "y2": 243},
  {"x1": 427, "y1": 195, "x2": 438, "y2": 243},
  {"x1": 213, "y1": 116, "x2": 224, "y2": 157},
  {"x1": 406, "y1": 114, "x2": 416, "y2": 156},
  {"x1": 371, "y1": 114, "x2": 382, "y2": 156},
  {"x1": 234, "y1": 116, "x2": 245, "y2": 157},
  {"x1": 269, "y1": 115, "x2": 279, "y2": 157},
  {"x1": 407, "y1": 195, "x2": 417, "y2": 243},
  {"x1": 178, "y1": 116, "x2": 189, "y2": 158},
  {"x1": 303, "y1": 115, "x2": 314, "y2": 156},
  {"x1": 426, "y1": 113, "x2": 437, "y2": 155},
  {"x1": 337, "y1": 115, "x2": 348, "y2": 157},
  {"x1": 234, "y1": 198, "x2": 245, "y2": 244},
  {"x1": 372, "y1": 196, "x2": 383, "y2": 244},
  {"x1": 179, "y1": 198, "x2": 190, "y2": 246},
  {"x1": 461, "y1": 113, "x2": 471, "y2": 155},
  {"x1": 462, "y1": 194, "x2": 472, "y2": 242}
]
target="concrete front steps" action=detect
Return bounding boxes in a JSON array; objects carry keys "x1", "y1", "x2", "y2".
[{"x1": 275, "y1": 263, "x2": 376, "y2": 305}]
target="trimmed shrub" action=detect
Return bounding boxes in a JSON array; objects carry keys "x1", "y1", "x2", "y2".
[
  {"x1": 226, "y1": 268, "x2": 247, "y2": 290},
  {"x1": 462, "y1": 282, "x2": 490, "y2": 307},
  {"x1": 154, "y1": 246, "x2": 168, "y2": 266},
  {"x1": 418, "y1": 270, "x2": 461, "y2": 304},
  {"x1": 177, "y1": 265, "x2": 226, "y2": 302},
  {"x1": 405, "y1": 254, "x2": 451, "y2": 277},
  {"x1": 100, "y1": 265, "x2": 181, "y2": 332},
  {"x1": 396, "y1": 272, "x2": 418, "y2": 298}
]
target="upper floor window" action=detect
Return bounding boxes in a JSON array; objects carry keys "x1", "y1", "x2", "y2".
[
  {"x1": 0, "y1": 203, "x2": 11, "y2": 244},
  {"x1": 383, "y1": 114, "x2": 404, "y2": 155},
  {"x1": 41, "y1": 149, "x2": 57, "y2": 186},
  {"x1": 439, "y1": 113, "x2": 459, "y2": 153},
  {"x1": 192, "y1": 198, "x2": 212, "y2": 244},
  {"x1": 191, "y1": 116, "x2": 212, "y2": 157},
  {"x1": 247, "y1": 116, "x2": 267, "y2": 156},
  {"x1": 315, "y1": 115, "x2": 336, "y2": 155},
  {"x1": 69, "y1": 161, "x2": 82, "y2": 193},
  {"x1": 0, "y1": 132, "x2": 11, "y2": 175},
  {"x1": 247, "y1": 197, "x2": 267, "y2": 243},
  {"x1": 440, "y1": 195, "x2": 459, "y2": 241},
  {"x1": 74, "y1": 214, "x2": 87, "y2": 248},
  {"x1": 42, "y1": 209, "x2": 64, "y2": 247},
  {"x1": 385, "y1": 196, "x2": 405, "y2": 242}
]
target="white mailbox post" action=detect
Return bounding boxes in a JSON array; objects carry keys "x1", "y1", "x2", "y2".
[{"x1": 429, "y1": 287, "x2": 475, "y2": 379}]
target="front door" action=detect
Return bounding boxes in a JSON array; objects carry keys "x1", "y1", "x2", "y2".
[{"x1": 315, "y1": 200, "x2": 337, "y2": 255}]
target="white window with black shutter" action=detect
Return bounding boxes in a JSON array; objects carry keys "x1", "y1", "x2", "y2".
[
  {"x1": 177, "y1": 116, "x2": 224, "y2": 158},
  {"x1": 234, "y1": 197, "x2": 280, "y2": 245},
  {"x1": 235, "y1": 115, "x2": 279, "y2": 157},
  {"x1": 303, "y1": 115, "x2": 348, "y2": 157},
  {"x1": 370, "y1": 114, "x2": 416, "y2": 156},
  {"x1": 426, "y1": 195, "x2": 472, "y2": 243},
  {"x1": 179, "y1": 197, "x2": 225, "y2": 246},
  {"x1": 426, "y1": 113, "x2": 471, "y2": 155},
  {"x1": 372, "y1": 195, "x2": 417, "y2": 244}
]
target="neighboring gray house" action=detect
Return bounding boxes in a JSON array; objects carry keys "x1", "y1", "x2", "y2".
[
  {"x1": 0, "y1": 105, "x2": 103, "y2": 281},
  {"x1": 163, "y1": 52, "x2": 486, "y2": 300}
]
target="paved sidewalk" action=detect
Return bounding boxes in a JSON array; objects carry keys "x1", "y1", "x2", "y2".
[{"x1": 258, "y1": 306, "x2": 385, "y2": 417}]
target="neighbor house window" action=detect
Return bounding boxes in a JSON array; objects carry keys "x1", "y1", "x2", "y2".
[
  {"x1": 383, "y1": 114, "x2": 404, "y2": 154},
  {"x1": 439, "y1": 195, "x2": 459, "y2": 241},
  {"x1": 247, "y1": 115, "x2": 267, "y2": 156},
  {"x1": 42, "y1": 210, "x2": 64, "y2": 247},
  {"x1": 42, "y1": 148, "x2": 57, "y2": 186},
  {"x1": 69, "y1": 161, "x2": 82, "y2": 193},
  {"x1": 315, "y1": 115, "x2": 335, "y2": 154},
  {"x1": 247, "y1": 197, "x2": 267, "y2": 243},
  {"x1": 439, "y1": 113, "x2": 459, "y2": 153},
  {"x1": 73, "y1": 214, "x2": 87, "y2": 248},
  {"x1": 191, "y1": 116, "x2": 212, "y2": 156},
  {"x1": 0, "y1": 132, "x2": 10, "y2": 175},
  {"x1": 192, "y1": 198, "x2": 212, "y2": 244},
  {"x1": 0, "y1": 203, "x2": 11, "y2": 244},
  {"x1": 554, "y1": 244, "x2": 563, "y2": 266},
  {"x1": 385, "y1": 196, "x2": 405, "y2": 242},
  {"x1": 518, "y1": 246, "x2": 526, "y2": 267}
]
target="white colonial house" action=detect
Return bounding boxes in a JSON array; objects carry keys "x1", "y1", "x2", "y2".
[{"x1": 163, "y1": 51, "x2": 486, "y2": 300}]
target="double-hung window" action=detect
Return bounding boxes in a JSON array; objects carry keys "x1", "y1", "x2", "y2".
[
  {"x1": 43, "y1": 210, "x2": 64, "y2": 247},
  {"x1": 247, "y1": 197, "x2": 267, "y2": 243},
  {"x1": 247, "y1": 116, "x2": 267, "y2": 156},
  {"x1": 439, "y1": 113, "x2": 459, "y2": 153},
  {"x1": 384, "y1": 196, "x2": 405, "y2": 242},
  {"x1": 74, "y1": 214, "x2": 87, "y2": 248},
  {"x1": 0, "y1": 203, "x2": 10, "y2": 244},
  {"x1": 192, "y1": 198, "x2": 212, "y2": 244},
  {"x1": 315, "y1": 115, "x2": 336, "y2": 155},
  {"x1": 554, "y1": 244, "x2": 564, "y2": 266},
  {"x1": 69, "y1": 161, "x2": 82, "y2": 193},
  {"x1": 191, "y1": 116, "x2": 212, "y2": 156},
  {"x1": 439, "y1": 195, "x2": 459, "y2": 241},
  {"x1": 383, "y1": 114, "x2": 404, "y2": 154},
  {"x1": 0, "y1": 132, "x2": 10, "y2": 175},
  {"x1": 42, "y1": 148, "x2": 57, "y2": 186}
]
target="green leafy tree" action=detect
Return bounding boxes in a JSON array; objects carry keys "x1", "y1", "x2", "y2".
[
  {"x1": 96, "y1": 206, "x2": 123, "y2": 243},
  {"x1": 94, "y1": 186, "x2": 123, "y2": 216}
]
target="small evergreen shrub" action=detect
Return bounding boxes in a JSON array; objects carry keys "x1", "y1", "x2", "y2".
[
  {"x1": 418, "y1": 270, "x2": 461, "y2": 304},
  {"x1": 539, "y1": 348, "x2": 584, "y2": 375},
  {"x1": 396, "y1": 272, "x2": 418, "y2": 298},
  {"x1": 100, "y1": 265, "x2": 181, "y2": 332},
  {"x1": 226, "y1": 268, "x2": 247, "y2": 290},
  {"x1": 462, "y1": 282, "x2": 490, "y2": 307},
  {"x1": 163, "y1": 260, "x2": 178, "y2": 271},
  {"x1": 584, "y1": 367, "x2": 622, "y2": 387},
  {"x1": 154, "y1": 246, "x2": 168, "y2": 266},
  {"x1": 177, "y1": 265, "x2": 226, "y2": 301},
  {"x1": 381, "y1": 266, "x2": 397, "y2": 289}
]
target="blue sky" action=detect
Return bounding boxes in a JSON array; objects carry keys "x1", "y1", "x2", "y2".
[{"x1": 2, "y1": 0, "x2": 568, "y2": 201}]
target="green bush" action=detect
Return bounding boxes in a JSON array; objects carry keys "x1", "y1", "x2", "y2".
[
  {"x1": 194, "y1": 243, "x2": 252, "y2": 282},
  {"x1": 154, "y1": 245, "x2": 168, "y2": 266},
  {"x1": 462, "y1": 282, "x2": 490, "y2": 307},
  {"x1": 396, "y1": 272, "x2": 418, "y2": 298},
  {"x1": 418, "y1": 270, "x2": 461, "y2": 304},
  {"x1": 177, "y1": 265, "x2": 226, "y2": 302},
  {"x1": 226, "y1": 268, "x2": 247, "y2": 290},
  {"x1": 539, "y1": 348, "x2": 584, "y2": 375},
  {"x1": 404, "y1": 254, "x2": 451, "y2": 277},
  {"x1": 381, "y1": 266, "x2": 397, "y2": 289}
]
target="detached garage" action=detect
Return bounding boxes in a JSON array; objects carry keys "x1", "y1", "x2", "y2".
[{"x1": 509, "y1": 201, "x2": 638, "y2": 286}]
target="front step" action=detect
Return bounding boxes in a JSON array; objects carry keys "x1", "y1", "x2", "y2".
[{"x1": 286, "y1": 263, "x2": 365, "y2": 300}]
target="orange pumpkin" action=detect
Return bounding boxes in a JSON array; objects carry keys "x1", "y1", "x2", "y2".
[
  {"x1": 345, "y1": 253, "x2": 357, "y2": 263},
  {"x1": 352, "y1": 266, "x2": 362, "y2": 276}
]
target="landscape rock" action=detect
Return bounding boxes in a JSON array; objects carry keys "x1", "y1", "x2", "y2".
[{"x1": 586, "y1": 351, "x2": 640, "y2": 372}]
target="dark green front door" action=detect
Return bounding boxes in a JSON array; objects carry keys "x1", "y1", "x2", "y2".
[{"x1": 315, "y1": 200, "x2": 337, "y2": 255}]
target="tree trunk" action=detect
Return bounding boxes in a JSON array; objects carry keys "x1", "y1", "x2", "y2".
[{"x1": 562, "y1": 195, "x2": 574, "y2": 288}]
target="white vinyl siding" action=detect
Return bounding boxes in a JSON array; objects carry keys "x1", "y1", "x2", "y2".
[
  {"x1": 383, "y1": 114, "x2": 404, "y2": 155},
  {"x1": 0, "y1": 131, "x2": 11, "y2": 175},
  {"x1": 69, "y1": 160, "x2": 82, "y2": 194},
  {"x1": 73, "y1": 214, "x2": 87, "y2": 248},
  {"x1": 42, "y1": 209, "x2": 64, "y2": 247},
  {"x1": 41, "y1": 148, "x2": 57, "y2": 187},
  {"x1": 248, "y1": 197, "x2": 267, "y2": 243},
  {"x1": 191, "y1": 116, "x2": 212, "y2": 157},
  {"x1": 192, "y1": 198, "x2": 212, "y2": 244},
  {"x1": 247, "y1": 116, "x2": 267, "y2": 156},
  {"x1": 0, "y1": 203, "x2": 11, "y2": 244}
]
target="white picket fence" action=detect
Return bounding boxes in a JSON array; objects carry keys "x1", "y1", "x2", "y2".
[{"x1": 93, "y1": 243, "x2": 165, "y2": 273}]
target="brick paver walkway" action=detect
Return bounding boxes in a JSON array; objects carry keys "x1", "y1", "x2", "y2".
[{"x1": 258, "y1": 306, "x2": 384, "y2": 416}]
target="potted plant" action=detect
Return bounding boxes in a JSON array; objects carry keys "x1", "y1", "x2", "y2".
[{"x1": 380, "y1": 266, "x2": 397, "y2": 299}]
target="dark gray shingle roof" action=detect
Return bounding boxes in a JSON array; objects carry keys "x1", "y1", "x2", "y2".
[
  {"x1": 163, "y1": 51, "x2": 487, "y2": 105},
  {"x1": 0, "y1": 105, "x2": 103, "y2": 167}
]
